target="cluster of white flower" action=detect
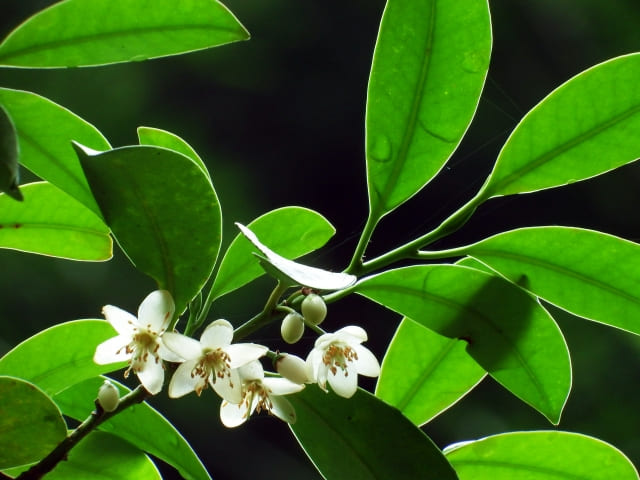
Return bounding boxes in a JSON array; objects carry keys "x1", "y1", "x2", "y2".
[{"x1": 94, "y1": 290, "x2": 380, "y2": 427}]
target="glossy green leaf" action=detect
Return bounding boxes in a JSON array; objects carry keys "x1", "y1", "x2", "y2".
[
  {"x1": 236, "y1": 223, "x2": 355, "y2": 290},
  {"x1": 0, "y1": 320, "x2": 126, "y2": 396},
  {"x1": 0, "y1": 182, "x2": 112, "y2": 261},
  {"x1": 0, "y1": 0, "x2": 249, "y2": 68},
  {"x1": 376, "y1": 317, "x2": 485, "y2": 426},
  {"x1": 0, "y1": 104, "x2": 22, "y2": 200},
  {"x1": 460, "y1": 227, "x2": 640, "y2": 335},
  {"x1": 445, "y1": 431, "x2": 639, "y2": 480},
  {"x1": 137, "y1": 126, "x2": 210, "y2": 181},
  {"x1": 366, "y1": 0, "x2": 491, "y2": 217},
  {"x1": 54, "y1": 377, "x2": 210, "y2": 480},
  {"x1": 75, "y1": 143, "x2": 221, "y2": 316},
  {"x1": 4, "y1": 432, "x2": 162, "y2": 480},
  {"x1": 0, "y1": 88, "x2": 111, "y2": 216},
  {"x1": 481, "y1": 53, "x2": 640, "y2": 198},
  {"x1": 289, "y1": 386, "x2": 457, "y2": 480},
  {"x1": 0, "y1": 376, "x2": 67, "y2": 469},
  {"x1": 211, "y1": 207, "x2": 337, "y2": 300},
  {"x1": 354, "y1": 265, "x2": 571, "y2": 424}
]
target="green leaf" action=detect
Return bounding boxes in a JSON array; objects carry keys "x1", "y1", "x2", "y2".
[
  {"x1": 445, "y1": 431, "x2": 639, "y2": 480},
  {"x1": 54, "y1": 377, "x2": 210, "y2": 480},
  {"x1": 0, "y1": 320, "x2": 126, "y2": 396},
  {"x1": 354, "y1": 265, "x2": 571, "y2": 424},
  {"x1": 481, "y1": 53, "x2": 640, "y2": 198},
  {"x1": 376, "y1": 317, "x2": 485, "y2": 426},
  {"x1": 0, "y1": 104, "x2": 22, "y2": 200},
  {"x1": 0, "y1": 376, "x2": 67, "y2": 469},
  {"x1": 137, "y1": 126, "x2": 210, "y2": 181},
  {"x1": 236, "y1": 223, "x2": 355, "y2": 290},
  {"x1": 0, "y1": 182, "x2": 112, "y2": 261},
  {"x1": 0, "y1": 0, "x2": 249, "y2": 68},
  {"x1": 366, "y1": 0, "x2": 491, "y2": 217},
  {"x1": 211, "y1": 207, "x2": 337, "y2": 300},
  {"x1": 0, "y1": 88, "x2": 111, "y2": 216},
  {"x1": 4, "y1": 432, "x2": 162, "y2": 480},
  {"x1": 289, "y1": 386, "x2": 457, "y2": 480},
  {"x1": 74, "y1": 143, "x2": 221, "y2": 316},
  {"x1": 459, "y1": 226, "x2": 640, "y2": 335}
]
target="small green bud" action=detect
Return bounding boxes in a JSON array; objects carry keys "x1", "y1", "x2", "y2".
[
  {"x1": 301, "y1": 293, "x2": 327, "y2": 326},
  {"x1": 98, "y1": 380, "x2": 120, "y2": 412},
  {"x1": 281, "y1": 312, "x2": 305, "y2": 344}
]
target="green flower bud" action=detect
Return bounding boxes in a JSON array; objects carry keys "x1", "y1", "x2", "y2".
[
  {"x1": 281, "y1": 312, "x2": 305, "y2": 344},
  {"x1": 301, "y1": 293, "x2": 327, "y2": 326},
  {"x1": 98, "y1": 380, "x2": 120, "y2": 412}
]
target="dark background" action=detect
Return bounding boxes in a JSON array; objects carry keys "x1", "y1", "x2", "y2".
[{"x1": 1, "y1": 0, "x2": 640, "y2": 478}]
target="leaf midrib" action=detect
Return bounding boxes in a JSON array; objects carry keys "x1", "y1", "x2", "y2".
[{"x1": 0, "y1": 23, "x2": 243, "y2": 64}]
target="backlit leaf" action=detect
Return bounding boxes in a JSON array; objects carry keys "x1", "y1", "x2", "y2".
[{"x1": 0, "y1": 0, "x2": 249, "y2": 68}]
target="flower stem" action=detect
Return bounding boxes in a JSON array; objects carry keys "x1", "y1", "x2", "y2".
[
  {"x1": 233, "y1": 281, "x2": 289, "y2": 340},
  {"x1": 16, "y1": 385, "x2": 149, "y2": 480}
]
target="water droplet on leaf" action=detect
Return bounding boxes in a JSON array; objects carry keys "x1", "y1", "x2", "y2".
[{"x1": 369, "y1": 134, "x2": 392, "y2": 162}]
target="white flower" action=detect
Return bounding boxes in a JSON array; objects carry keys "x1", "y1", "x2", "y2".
[
  {"x1": 94, "y1": 290, "x2": 178, "y2": 395},
  {"x1": 306, "y1": 325, "x2": 380, "y2": 398},
  {"x1": 220, "y1": 360, "x2": 304, "y2": 428},
  {"x1": 275, "y1": 353, "x2": 312, "y2": 385},
  {"x1": 163, "y1": 319, "x2": 267, "y2": 403}
]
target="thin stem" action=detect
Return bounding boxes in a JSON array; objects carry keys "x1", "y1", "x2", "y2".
[
  {"x1": 233, "y1": 281, "x2": 289, "y2": 340},
  {"x1": 346, "y1": 208, "x2": 383, "y2": 275},
  {"x1": 358, "y1": 191, "x2": 486, "y2": 275},
  {"x1": 16, "y1": 385, "x2": 149, "y2": 480}
]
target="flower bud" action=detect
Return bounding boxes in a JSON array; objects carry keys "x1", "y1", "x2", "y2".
[
  {"x1": 98, "y1": 380, "x2": 120, "y2": 412},
  {"x1": 301, "y1": 293, "x2": 327, "y2": 326},
  {"x1": 281, "y1": 312, "x2": 305, "y2": 344},
  {"x1": 276, "y1": 353, "x2": 312, "y2": 384}
]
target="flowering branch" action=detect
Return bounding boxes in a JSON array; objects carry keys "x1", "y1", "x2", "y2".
[{"x1": 16, "y1": 385, "x2": 149, "y2": 480}]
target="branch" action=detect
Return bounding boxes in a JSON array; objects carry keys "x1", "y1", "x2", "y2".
[{"x1": 16, "y1": 385, "x2": 149, "y2": 480}]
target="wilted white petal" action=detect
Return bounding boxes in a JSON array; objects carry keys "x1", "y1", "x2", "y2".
[
  {"x1": 220, "y1": 400, "x2": 250, "y2": 428},
  {"x1": 327, "y1": 365, "x2": 358, "y2": 398},
  {"x1": 168, "y1": 359, "x2": 202, "y2": 398},
  {"x1": 354, "y1": 345, "x2": 381, "y2": 377},
  {"x1": 269, "y1": 395, "x2": 297, "y2": 424},
  {"x1": 137, "y1": 357, "x2": 165, "y2": 395},
  {"x1": 163, "y1": 332, "x2": 202, "y2": 360},
  {"x1": 212, "y1": 368, "x2": 243, "y2": 403},
  {"x1": 226, "y1": 343, "x2": 268, "y2": 369},
  {"x1": 138, "y1": 290, "x2": 174, "y2": 331},
  {"x1": 263, "y1": 377, "x2": 304, "y2": 396},
  {"x1": 102, "y1": 305, "x2": 138, "y2": 335},
  {"x1": 94, "y1": 335, "x2": 131, "y2": 364},
  {"x1": 200, "y1": 319, "x2": 234, "y2": 349}
]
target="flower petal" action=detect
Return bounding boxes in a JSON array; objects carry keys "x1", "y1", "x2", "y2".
[
  {"x1": 168, "y1": 359, "x2": 202, "y2": 398},
  {"x1": 136, "y1": 357, "x2": 165, "y2": 395},
  {"x1": 94, "y1": 335, "x2": 131, "y2": 364},
  {"x1": 200, "y1": 319, "x2": 234, "y2": 348},
  {"x1": 335, "y1": 325, "x2": 368, "y2": 343},
  {"x1": 212, "y1": 368, "x2": 243, "y2": 403},
  {"x1": 263, "y1": 377, "x2": 305, "y2": 396},
  {"x1": 327, "y1": 365, "x2": 358, "y2": 398},
  {"x1": 158, "y1": 342, "x2": 184, "y2": 363},
  {"x1": 220, "y1": 400, "x2": 249, "y2": 428},
  {"x1": 102, "y1": 305, "x2": 137, "y2": 335},
  {"x1": 163, "y1": 332, "x2": 202, "y2": 360},
  {"x1": 269, "y1": 395, "x2": 297, "y2": 424},
  {"x1": 238, "y1": 360, "x2": 264, "y2": 381},
  {"x1": 354, "y1": 345, "x2": 380, "y2": 377},
  {"x1": 138, "y1": 290, "x2": 175, "y2": 331},
  {"x1": 226, "y1": 343, "x2": 268, "y2": 369}
]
